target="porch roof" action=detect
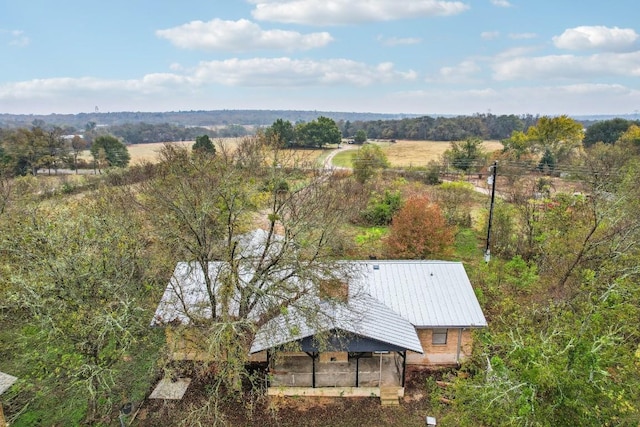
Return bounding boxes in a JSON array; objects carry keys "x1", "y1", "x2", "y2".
[{"x1": 250, "y1": 294, "x2": 423, "y2": 354}]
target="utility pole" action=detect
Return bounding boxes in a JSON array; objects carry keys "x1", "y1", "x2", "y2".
[{"x1": 484, "y1": 161, "x2": 498, "y2": 262}]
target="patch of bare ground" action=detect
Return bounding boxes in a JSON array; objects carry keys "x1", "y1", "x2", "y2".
[{"x1": 132, "y1": 365, "x2": 454, "y2": 426}]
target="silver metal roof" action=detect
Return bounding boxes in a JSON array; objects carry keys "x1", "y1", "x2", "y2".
[
  {"x1": 0, "y1": 371, "x2": 17, "y2": 395},
  {"x1": 250, "y1": 293, "x2": 424, "y2": 354},
  {"x1": 352, "y1": 261, "x2": 487, "y2": 328},
  {"x1": 151, "y1": 252, "x2": 487, "y2": 354}
]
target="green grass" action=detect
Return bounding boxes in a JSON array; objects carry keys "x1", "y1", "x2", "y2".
[
  {"x1": 332, "y1": 150, "x2": 355, "y2": 168},
  {"x1": 454, "y1": 227, "x2": 483, "y2": 262}
]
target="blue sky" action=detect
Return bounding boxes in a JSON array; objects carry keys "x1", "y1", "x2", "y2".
[{"x1": 1, "y1": 0, "x2": 639, "y2": 116}]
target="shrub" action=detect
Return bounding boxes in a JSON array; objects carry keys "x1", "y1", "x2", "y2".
[{"x1": 385, "y1": 195, "x2": 455, "y2": 259}]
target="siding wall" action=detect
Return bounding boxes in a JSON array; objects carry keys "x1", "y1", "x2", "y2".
[
  {"x1": 164, "y1": 326, "x2": 475, "y2": 367},
  {"x1": 406, "y1": 328, "x2": 473, "y2": 366}
]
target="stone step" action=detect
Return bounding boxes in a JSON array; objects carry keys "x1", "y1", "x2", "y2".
[{"x1": 379, "y1": 387, "x2": 400, "y2": 405}]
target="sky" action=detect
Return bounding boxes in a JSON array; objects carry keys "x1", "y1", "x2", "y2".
[{"x1": 1, "y1": 0, "x2": 639, "y2": 116}]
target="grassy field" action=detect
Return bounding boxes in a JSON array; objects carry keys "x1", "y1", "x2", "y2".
[
  {"x1": 109, "y1": 140, "x2": 327, "y2": 165},
  {"x1": 384, "y1": 139, "x2": 503, "y2": 167},
  {"x1": 84, "y1": 139, "x2": 504, "y2": 167},
  {"x1": 331, "y1": 140, "x2": 504, "y2": 168},
  {"x1": 126, "y1": 141, "x2": 195, "y2": 163}
]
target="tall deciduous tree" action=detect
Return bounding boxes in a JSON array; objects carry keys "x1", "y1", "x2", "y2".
[
  {"x1": 265, "y1": 118, "x2": 295, "y2": 147},
  {"x1": 70, "y1": 135, "x2": 87, "y2": 173},
  {"x1": 353, "y1": 129, "x2": 367, "y2": 144},
  {"x1": 3, "y1": 127, "x2": 49, "y2": 175},
  {"x1": 139, "y1": 139, "x2": 356, "y2": 391},
  {"x1": 527, "y1": 115, "x2": 584, "y2": 166},
  {"x1": 90, "y1": 135, "x2": 130, "y2": 169},
  {"x1": 385, "y1": 195, "x2": 454, "y2": 259},
  {"x1": 444, "y1": 137, "x2": 487, "y2": 173},
  {"x1": 2, "y1": 191, "x2": 148, "y2": 422},
  {"x1": 295, "y1": 116, "x2": 341, "y2": 148},
  {"x1": 583, "y1": 117, "x2": 635, "y2": 146}
]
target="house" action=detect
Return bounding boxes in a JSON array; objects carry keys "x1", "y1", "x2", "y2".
[{"x1": 151, "y1": 233, "x2": 487, "y2": 402}]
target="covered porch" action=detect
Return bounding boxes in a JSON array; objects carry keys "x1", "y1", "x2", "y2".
[
  {"x1": 259, "y1": 329, "x2": 418, "y2": 405},
  {"x1": 268, "y1": 351, "x2": 404, "y2": 388}
]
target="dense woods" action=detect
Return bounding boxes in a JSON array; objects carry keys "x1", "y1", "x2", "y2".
[{"x1": 1, "y1": 113, "x2": 640, "y2": 425}]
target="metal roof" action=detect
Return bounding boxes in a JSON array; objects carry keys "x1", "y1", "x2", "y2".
[
  {"x1": 250, "y1": 294, "x2": 423, "y2": 354},
  {"x1": 0, "y1": 371, "x2": 17, "y2": 395},
  {"x1": 151, "y1": 261, "x2": 219, "y2": 326},
  {"x1": 351, "y1": 261, "x2": 487, "y2": 328},
  {"x1": 151, "y1": 246, "x2": 487, "y2": 354},
  {"x1": 151, "y1": 260, "x2": 310, "y2": 326}
]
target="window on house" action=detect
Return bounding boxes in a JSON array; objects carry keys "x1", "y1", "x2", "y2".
[{"x1": 432, "y1": 329, "x2": 448, "y2": 345}]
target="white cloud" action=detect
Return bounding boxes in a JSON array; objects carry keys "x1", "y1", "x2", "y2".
[
  {"x1": 1, "y1": 29, "x2": 30, "y2": 47},
  {"x1": 0, "y1": 75, "x2": 192, "y2": 100},
  {"x1": 494, "y1": 46, "x2": 541, "y2": 59},
  {"x1": 191, "y1": 57, "x2": 417, "y2": 86},
  {"x1": 429, "y1": 60, "x2": 481, "y2": 83},
  {"x1": 249, "y1": 0, "x2": 469, "y2": 25},
  {"x1": 481, "y1": 31, "x2": 500, "y2": 40},
  {"x1": 377, "y1": 35, "x2": 422, "y2": 46},
  {"x1": 508, "y1": 32, "x2": 537, "y2": 40},
  {"x1": 490, "y1": 0, "x2": 511, "y2": 7},
  {"x1": 396, "y1": 83, "x2": 639, "y2": 115},
  {"x1": 0, "y1": 57, "x2": 417, "y2": 107},
  {"x1": 156, "y1": 19, "x2": 332, "y2": 52},
  {"x1": 553, "y1": 26, "x2": 639, "y2": 52},
  {"x1": 493, "y1": 51, "x2": 640, "y2": 81}
]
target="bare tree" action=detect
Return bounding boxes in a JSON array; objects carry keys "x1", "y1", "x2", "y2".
[{"x1": 140, "y1": 138, "x2": 358, "y2": 391}]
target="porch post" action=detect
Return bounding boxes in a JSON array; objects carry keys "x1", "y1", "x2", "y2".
[
  {"x1": 401, "y1": 351, "x2": 407, "y2": 387},
  {"x1": 355, "y1": 355, "x2": 360, "y2": 387},
  {"x1": 305, "y1": 352, "x2": 318, "y2": 388},
  {"x1": 456, "y1": 328, "x2": 463, "y2": 363},
  {"x1": 266, "y1": 349, "x2": 270, "y2": 387},
  {"x1": 312, "y1": 352, "x2": 317, "y2": 388}
]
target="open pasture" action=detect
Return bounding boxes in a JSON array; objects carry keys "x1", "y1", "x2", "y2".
[
  {"x1": 92, "y1": 139, "x2": 504, "y2": 168},
  {"x1": 383, "y1": 139, "x2": 503, "y2": 167},
  {"x1": 123, "y1": 139, "x2": 324, "y2": 166},
  {"x1": 331, "y1": 140, "x2": 504, "y2": 168}
]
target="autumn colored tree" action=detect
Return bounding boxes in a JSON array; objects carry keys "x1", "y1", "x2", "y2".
[
  {"x1": 385, "y1": 195, "x2": 455, "y2": 259},
  {"x1": 527, "y1": 115, "x2": 584, "y2": 167},
  {"x1": 617, "y1": 124, "x2": 640, "y2": 150}
]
